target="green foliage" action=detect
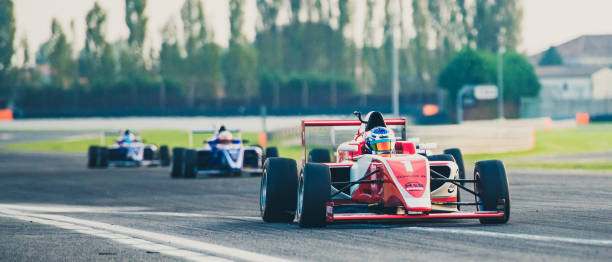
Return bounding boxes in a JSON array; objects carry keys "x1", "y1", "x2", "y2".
[
  {"x1": 229, "y1": 0, "x2": 245, "y2": 44},
  {"x1": 0, "y1": 0, "x2": 15, "y2": 83},
  {"x1": 47, "y1": 19, "x2": 76, "y2": 89},
  {"x1": 539, "y1": 46, "x2": 563, "y2": 66},
  {"x1": 474, "y1": 0, "x2": 523, "y2": 52},
  {"x1": 125, "y1": 0, "x2": 147, "y2": 51},
  {"x1": 502, "y1": 51, "x2": 540, "y2": 99},
  {"x1": 223, "y1": 0, "x2": 258, "y2": 102},
  {"x1": 438, "y1": 48, "x2": 495, "y2": 100},
  {"x1": 80, "y1": 3, "x2": 115, "y2": 87},
  {"x1": 439, "y1": 48, "x2": 540, "y2": 104},
  {"x1": 222, "y1": 42, "x2": 258, "y2": 100}
]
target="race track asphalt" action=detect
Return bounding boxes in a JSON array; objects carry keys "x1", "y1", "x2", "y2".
[{"x1": 0, "y1": 151, "x2": 610, "y2": 261}]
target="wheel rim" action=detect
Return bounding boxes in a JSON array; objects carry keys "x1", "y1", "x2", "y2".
[
  {"x1": 260, "y1": 170, "x2": 267, "y2": 213},
  {"x1": 297, "y1": 170, "x2": 304, "y2": 219},
  {"x1": 474, "y1": 170, "x2": 483, "y2": 211}
]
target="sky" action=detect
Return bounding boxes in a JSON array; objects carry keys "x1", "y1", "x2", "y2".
[{"x1": 12, "y1": 0, "x2": 612, "y2": 66}]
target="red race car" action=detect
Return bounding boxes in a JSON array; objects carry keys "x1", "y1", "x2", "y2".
[{"x1": 260, "y1": 111, "x2": 510, "y2": 227}]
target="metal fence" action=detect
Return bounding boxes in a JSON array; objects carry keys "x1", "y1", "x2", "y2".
[{"x1": 520, "y1": 97, "x2": 612, "y2": 119}]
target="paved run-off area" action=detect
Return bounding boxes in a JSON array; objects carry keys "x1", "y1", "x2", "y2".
[{"x1": 0, "y1": 151, "x2": 611, "y2": 261}]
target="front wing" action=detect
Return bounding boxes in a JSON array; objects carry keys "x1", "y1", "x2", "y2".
[{"x1": 327, "y1": 211, "x2": 505, "y2": 223}]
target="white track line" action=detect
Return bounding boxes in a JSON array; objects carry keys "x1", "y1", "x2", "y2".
[
  {"x1": 405, "y1": 226, "x2": 612, "y2": 247},
  {"x1": 0, "y1": 207, "x2": 289, "y2": 262},
  {"x1": 0, "y1": 204, "x2": 261, "y2": 220}
]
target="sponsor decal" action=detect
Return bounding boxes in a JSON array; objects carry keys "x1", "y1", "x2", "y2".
[
  {"x1": 448, "y1": 184, "x2": 456, "y2": 193},
  {"x1": 387, "y1": 159, "x2": 427, "y2": 198},
  {"x1": 405, "y1": 182, "x2": 424, "y2": 191}
]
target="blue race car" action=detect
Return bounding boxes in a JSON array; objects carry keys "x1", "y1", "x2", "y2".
[
  {"x1": 88, "y1": 130, "x2": 170, "y2": 168},
  {"x1": 170, "y1": 126, "x2": 278, "y2": 178}
]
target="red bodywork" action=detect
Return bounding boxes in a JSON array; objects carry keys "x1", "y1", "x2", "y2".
[{"x1": 302, "y1": 119, "x2": 506, "y2": 223}]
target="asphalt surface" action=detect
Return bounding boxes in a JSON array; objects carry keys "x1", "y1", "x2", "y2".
[{"x1": 1, "y1": 151, "x2": 611, "y2": 261}]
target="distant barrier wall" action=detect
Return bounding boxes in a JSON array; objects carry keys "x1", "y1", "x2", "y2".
[{"x1": 521, "y1": 97, "x2": 612, "y2": 119}]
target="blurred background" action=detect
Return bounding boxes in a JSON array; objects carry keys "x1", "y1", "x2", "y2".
[{"x1": 0, "y1": 0, "x2": 610, "y2": 122}]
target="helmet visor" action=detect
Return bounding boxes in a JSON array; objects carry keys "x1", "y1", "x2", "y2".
[{"x1": 371, "y1": 139, "x2": 392, "y2": 152}]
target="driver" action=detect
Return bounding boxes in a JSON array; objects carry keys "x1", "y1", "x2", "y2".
[
  {"x1": 364, "y1": 126, "x2": 395, "y2": 156},
  {"x1": 216, "y1": 130, "x2": 234, "y2": 145},
  {"x1": 118, "y1": 129, "x2": 135, "y2": 143}
]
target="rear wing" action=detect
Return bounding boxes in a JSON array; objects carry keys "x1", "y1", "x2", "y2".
[
  {"x1": 301, "y1": 119, "x2": 407, "y2": 164},
  {"x1": 189, "y1": 129, "x2": 242, "y2": 148}
]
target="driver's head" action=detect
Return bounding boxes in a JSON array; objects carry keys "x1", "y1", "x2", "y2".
[
  {"x1": 217, "y1": 131, "x2": 233, "y2": 144},
  {"x1": 365, "y1": 127, "x2": 395, "y2": 155}
]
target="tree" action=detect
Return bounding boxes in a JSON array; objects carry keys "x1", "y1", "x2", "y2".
[
  {"x1": 503, "y1": 51, "x2": 540, "y2": 100},
  {"x1": 439, "y1": 48, "x2": 540, "y2": 109},
  {"x1": 125, "y1": 0, "x2": 147, "y2": 52},
  {"x1": 81, "y1": 2, "x2": 115, "y2": 86},
  {"x1": 474, "y1": 0, "x2": 523, "y2": 52},
  {"x1": 47, "y1": 19, "x2": 76, "y2": 89},
  {"x1": 180, "y1": 0, "x2": 222, "y2": 107},
  {"x1": 411, "y1": 0, "x2": 431, "y2": 89},
  {"x1": 121, "y1": 0, "x2": 148, "y2": 78},
  {"x1": 223, "y1": 0, "x2": 258, "y2": 103},
  {"x1": 159, "y1": 18, "x2": 181, "y2": 80},
  {"x1": 539, "y1": 46, "x2": 563, "y2": 66},
  {"x1": 0, "y1": 0, "x2": 16, "y2": 96}
]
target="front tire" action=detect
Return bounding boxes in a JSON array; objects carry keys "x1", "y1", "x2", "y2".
[
  {"x1": 98, "y1": 147, "x2": 109, "y2": 168},
  {"x1": 88, "y1": 146, "x2": 98, "y2": 168},
  {"x1": 184, "y1": 149, "x2": 197, "y2": 178},
  {"x1": 475, "y1": 160, "x2": 510, "y2": 224},
  {"x1": 260, "y1": 158, "x2": 298, "y2": 222},
  {"x1": 297, "y1": 163, "x2": 331, "y2": 228}
]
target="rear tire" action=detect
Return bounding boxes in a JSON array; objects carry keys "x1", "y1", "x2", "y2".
[
  {"x1": 297, "y1": 163, "x2": 331, "y2": 228},
  {"x1": 444, "y1": 148, "x2": 466, "y2": 185},
  {"x1": 184, "y1": 149, "x2": 197, "y2": 178},
  {"x1": 171, "y1": 148, "x2": 185, "y2": 178},
  {"x1": 160, "y1": 145, "x2": 170, "y2": 166},
  {"x1": 260, "y1": 158, "x2": 298, "y2": 222},
  {"x1": 88, "y1": 146, "x2": 98, "y2": 168},
  {"x1": 475, "y1": 160, "x2": 510, "y2": 224},
  {"x1": 308, "y1": 148, "x2": 331, "y2": 163}
]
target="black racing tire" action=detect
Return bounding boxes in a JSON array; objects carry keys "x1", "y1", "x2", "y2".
[
  {"x1": 98, "y1": 147, "x2": 109, "y2": 168},
  {"x1": 427, "y1": 154, "x2": 455, "y2": 162},
  {"x1": 88, "y1": 146, "x2": 99, "y2": 168},
  {"x1": 444, "y1": 148, "x2": 466, "y2": 185},
  {"x1": 171, "y1": 148, "x2": 185, "y2": 178},
  {"x1": 265, "y1": 147, "x2": 279, "y2": 159},
  {"x1": 308, "y1": 148, "x2": 331, "y2": 163},
  {"x1": 475, "y1": 160, "x2": 510, "y2": 224},
  {"x1": 297, "y1": 163, "x2": 331, "y2": 228},
  {"x1": 143, "y1": 147, "x2": 154, "y2": 161},
  {"x1": 160, "y1": 145, "x2": 170, "y2": 167},
  {"x1": 260, "y1": 158, "x2": 298, "y2": 223},
  {"x1": 184, "y1": 149, "x2": 198, "y2": 178}
]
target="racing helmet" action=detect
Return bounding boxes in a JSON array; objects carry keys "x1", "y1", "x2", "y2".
[
  {"x1": 123, "y1": 130, "x2": 133, "y2": 143},
  {"x1": 218, "y1": 131, "x2": 233, "y2": 144},
  {"x1": 365, "y1": 127, "x2": 395, "y2": 155}
]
